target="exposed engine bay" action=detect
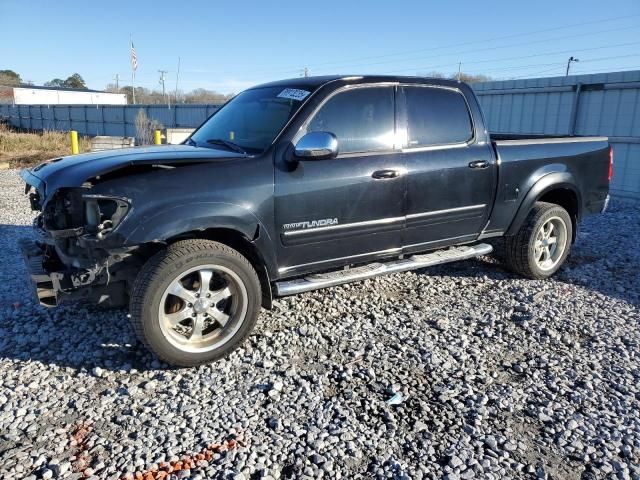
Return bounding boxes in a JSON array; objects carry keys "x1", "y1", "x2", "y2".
[{"x1": 23, "y1": 183, "x2": 145, "y2": 307}]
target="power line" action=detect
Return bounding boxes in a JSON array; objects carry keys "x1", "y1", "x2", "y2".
[
  {"x1": 508, "y1": 65, "x2": 569, "y2": 79},
  {"x1": 105, "y1": 50, "x2": 640, "y2": 92},
  {"x1": 516, "y1": 65, "x2": 640, "y2": 80},
  {"x1": 476, "y1": 53, "x2": 640, "y2": 76},
  {"x1": 297, "y1": 14, "x2": 640, "y2": 71},
  {"x1": 95, "y1": 17, "x2": 640, "y2": 93},
  {"x1": 180, "y1": 15, "x2": 640, "y2": 79},
  {"x1": 97, "y1": 14, "x2": 639, "y2": 92},
  {"x1": 321, "y1": 25, "x2": 640, "y2": 75},
  {"x1": 380, "y1": 40, "x2": 640, "y2": 75},
  {"x1": 495, "y1": 56, "x2": 640, "y2": 80},
  {"x1": 559, "y1": 65, "x2": 640, "y2": 77}
]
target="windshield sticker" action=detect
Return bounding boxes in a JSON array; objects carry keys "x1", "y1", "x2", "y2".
[{"x1": 277, "y1": 88, "x2": 311, "y2": 101}]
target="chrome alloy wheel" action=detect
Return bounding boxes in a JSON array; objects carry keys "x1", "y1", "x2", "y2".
[
  {"x1": 533, "y1": 216, "x2": 568, "y2": 271},
  {"x1": 158, "y1": 265, "x2": 248, "y2": 353}
]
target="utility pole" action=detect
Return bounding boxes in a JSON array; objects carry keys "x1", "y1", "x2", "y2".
[
  {"x1": 158, "y1": 70, "x2": 168, "y2": 104},
  {"x1": 566, "y1": 56, "x2": 579, "y2": 76},
  {"x1": 301, "y1": 67, "x2": 309, "y2": 77},
  {"x1": 457, "y1": 62, "x2": 462, "y2": 81},
  {"x1": 113, "y1": 74, "x2": 119, "y2": 91}
]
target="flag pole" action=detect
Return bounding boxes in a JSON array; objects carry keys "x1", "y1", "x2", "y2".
[
  {"x1": 174, "y1": 56, "x2": 181, "y2": 105},
  {"x1": 130, "y1": 35, "x2": 136, "y2": 104}
]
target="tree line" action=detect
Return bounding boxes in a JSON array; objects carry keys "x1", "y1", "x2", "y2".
[
  {"x1": 0, "y1": 70, "x2": 90, "y2": 89},
  {"x1": 1, "y1": 68, "x2": 492, "y2": 106},
  {"x1": 0, "y1": 69, "x2": 234, "y2": 104},
  {"x1": 103, "y1": 84, "x2": 234, "y2": 105}
]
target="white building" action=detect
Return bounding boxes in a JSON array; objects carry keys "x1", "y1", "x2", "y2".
[{"x1": 11, "y1": 86, "x2": 127, "y2": 105}]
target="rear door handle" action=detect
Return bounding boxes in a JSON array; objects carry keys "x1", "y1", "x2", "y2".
[
  {"x1": 372, "y1": 169, "x2": 401, "y2": 179},
  {"x1": 468, "y1": 160, "x2": 489, "y2": 169}
]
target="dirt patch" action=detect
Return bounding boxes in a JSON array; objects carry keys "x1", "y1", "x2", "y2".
[{"x1": 0, "y1": 123, "x2": 90, "y2": 167}]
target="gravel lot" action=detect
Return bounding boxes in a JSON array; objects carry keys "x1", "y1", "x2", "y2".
[{"x1": 0, "y1": 168, "x2": 638, "y2": 480}]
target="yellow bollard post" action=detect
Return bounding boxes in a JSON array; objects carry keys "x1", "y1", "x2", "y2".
[
  {"x1": 154, "y1": 130, "x2": 162, "y2": 145},
  {"x1": 70, "y1": 130, "x2": 79, "y2": 155}
]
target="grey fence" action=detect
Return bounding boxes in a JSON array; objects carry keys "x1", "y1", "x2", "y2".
[
  {"x1": 0, "y1": 103, "x2": 221, "y2": 138},
  {"x1": 473, "y1": 70, "x2": 640, "y2": 201},
  {"x1": 1, "y1": 69, "x2": 638, "y2": 200}
]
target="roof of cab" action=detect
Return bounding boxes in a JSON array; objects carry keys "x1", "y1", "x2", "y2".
[{"x1": 250, "y1": 75, "x2": 465, "y2": 91}]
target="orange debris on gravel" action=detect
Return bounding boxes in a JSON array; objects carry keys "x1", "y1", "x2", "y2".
[
  {"x1": 69, "y1": 421, "x2": 94, "y2": 476},
  {"x1": 122, "y1": 437, "x2": 244, "y2": 480}
]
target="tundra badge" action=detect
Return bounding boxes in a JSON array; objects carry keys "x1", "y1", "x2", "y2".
[{"x1": 283, "y1": 218, "x2": 339, "y2": 231}]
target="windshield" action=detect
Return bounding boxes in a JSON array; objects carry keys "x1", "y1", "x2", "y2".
[{"x1": 189, "y1": 86, "x2": 311, "y2": 154}]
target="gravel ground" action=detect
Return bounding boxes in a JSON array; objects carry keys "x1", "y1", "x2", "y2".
[{"x1": 0, "y1": 168, "x2": 638, "y2": 480}]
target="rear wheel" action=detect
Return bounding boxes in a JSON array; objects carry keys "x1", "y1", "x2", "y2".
[
  {"x1": 130, "y1": 239, "x2": 261, "y2": 366},
  {"x1": 505, "y1": 202, "x2": 572, "y2": 279}
]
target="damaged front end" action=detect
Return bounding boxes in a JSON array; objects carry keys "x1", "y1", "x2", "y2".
[
  {"x1": 18, "y1": 145, "x2": 246, "y2": 308},
  {"x1": 20, "y1": 182, "x2": 141, "y2": 308}
]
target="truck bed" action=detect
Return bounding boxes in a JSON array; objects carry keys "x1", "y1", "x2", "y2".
[{"x1": 485, "y1": 133, "x2": 610, "y2": 236}]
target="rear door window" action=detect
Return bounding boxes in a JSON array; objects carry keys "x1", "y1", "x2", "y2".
[
  {"x1": 306, "y1": 86, "x2": 395, "y2": 154},
  {"x1": 403, "y1": 86, "x2": 473, "y2": 147}
]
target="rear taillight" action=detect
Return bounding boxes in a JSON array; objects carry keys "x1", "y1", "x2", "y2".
[{"x1": 608, "y1": 146, "x2": 614, "y2": 182}]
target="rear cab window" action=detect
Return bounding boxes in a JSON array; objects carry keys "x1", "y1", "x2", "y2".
[{"x1": 402, "y1": 86, "x2": 473, "y2": 148}]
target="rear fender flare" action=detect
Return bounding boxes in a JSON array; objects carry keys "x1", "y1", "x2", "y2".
[{"x1": 506, "y1": 172, "x2": 581, "y2": 236}]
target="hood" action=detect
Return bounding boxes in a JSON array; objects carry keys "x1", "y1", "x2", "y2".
[{"x1": 21, "y1": 144, "x2": 246, "y2": 197}]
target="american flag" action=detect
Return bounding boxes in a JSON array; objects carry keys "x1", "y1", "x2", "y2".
[{"x1": 130, "y1": 41, "x2": 138, "y2": 72}]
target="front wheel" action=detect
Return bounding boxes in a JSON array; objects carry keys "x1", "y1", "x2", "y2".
[
  {"x1": 505, "y1": 202, "x2": 572, "y2": 280},
  {"x1": 130, "y1": 239, "x2": 261, "y2": 367}
]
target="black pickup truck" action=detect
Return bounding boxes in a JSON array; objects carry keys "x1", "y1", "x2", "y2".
[{"x1": 19, "y1": 75, "x2": 612, "y2": 366}]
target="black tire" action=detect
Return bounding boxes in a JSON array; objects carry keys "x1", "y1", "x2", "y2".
[
  {"x1": 130, "y1": 239, "x2": 261, "y2": 367},
  {"x1": 504, "y1": 202, "x2": 572, "y2": 280},
  {"x1": 487, "y1": 237, "x2": 506, "y2": 263}
]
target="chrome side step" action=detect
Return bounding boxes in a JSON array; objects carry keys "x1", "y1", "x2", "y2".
[{"x1": 274, "y1": 243, "x2": 493, "y2": 296}]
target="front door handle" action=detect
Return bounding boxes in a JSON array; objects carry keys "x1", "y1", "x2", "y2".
[
  {"x1": 468, "y1": 160, "x2": 489, "y2": 169},
  {"x1": 372, "y1": 169, "x2": 401, "y2": 179}
]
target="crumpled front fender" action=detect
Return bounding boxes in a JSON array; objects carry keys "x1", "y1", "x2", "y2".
[{"x1": 124, "y1": 201, "x2": 263, "y2": 244}]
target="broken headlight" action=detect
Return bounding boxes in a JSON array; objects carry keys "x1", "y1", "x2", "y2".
[{"x1": 83, "y1": 195, "x2": 130, "y2": 239}]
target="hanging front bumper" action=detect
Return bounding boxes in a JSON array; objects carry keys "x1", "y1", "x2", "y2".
[{"x1": 18, "y1": 238, "x2": 58, "y2": 307}]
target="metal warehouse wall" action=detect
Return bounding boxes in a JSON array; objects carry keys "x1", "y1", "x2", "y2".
[
  {"x1": 473, "y1": 70, "x2": 640, "y2": 201},
  {"x1": 0, "y1": 104, "x2": 221, "y2": 138}
]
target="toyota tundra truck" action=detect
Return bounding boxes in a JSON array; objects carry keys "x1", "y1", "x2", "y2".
[{"x1": 19, "y1": 75, "x2": 612, "y2": 366}]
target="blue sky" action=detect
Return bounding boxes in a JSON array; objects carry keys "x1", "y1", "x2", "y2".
[{"x1": 1, "y1": 0, "x2": 639, "y2": 93}]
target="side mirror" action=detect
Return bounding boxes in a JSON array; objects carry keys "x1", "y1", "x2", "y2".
[{"x1": 294, "y1": 131, "x2": 338, "y2": 160}]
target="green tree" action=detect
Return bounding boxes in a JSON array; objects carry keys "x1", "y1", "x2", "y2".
[
  {"x1": 104, "y1": 82, "x2": 119, "y2": 93},
  {"x1": 64, "y1": 73, "x2": 86, "y2": 89},
  {"x1": 45, "y1": 73, "x2": 87, "y2": 89},
  {"x1": 454, "y1": 72, "x2": 492, "y2": 84},
  {"x1": 120, "y1": 86, "x2": 150, "y2": 104},
  {"x1": 44, "y1": 78, "x2": 66, "y2": 88},
  {"x1": 183, "y1": 88, "x2": 233, "y2": 104},
  {"x1": 415, "y1": 71, "x2": 492, "y2": 84},
  {"x1": 0, "y1": 69, "x2": 22, "y2": 86}
]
